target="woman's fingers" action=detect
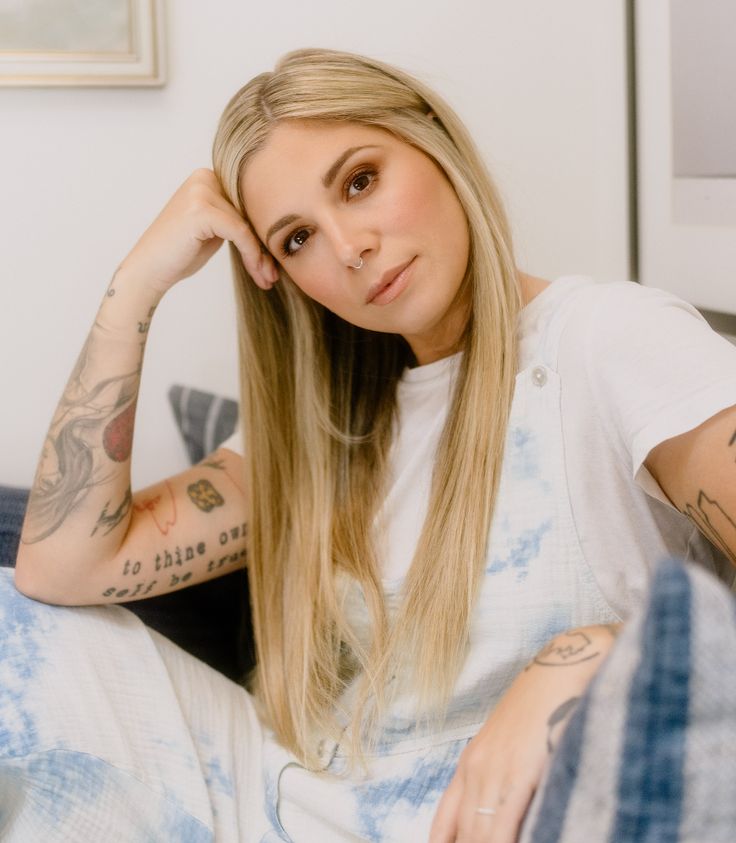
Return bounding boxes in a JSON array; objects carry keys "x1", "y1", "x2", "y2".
[
  {"x1": 118, "y1": 168, "x2": 279, "y2": 294},
  {"x1": 456, "y1": 777, "x2": 535, "y2": 843},
  {"x1": 202, "y1": 185, "x2": 279, "y2": 287},
  {"x1": 204, "y1": 205, "x2": 275, "y2": 289},
  {"x1": 428, "y1": 772, "x2": 463, "y2": 842}
]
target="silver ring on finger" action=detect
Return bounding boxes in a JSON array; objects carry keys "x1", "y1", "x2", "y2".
[{"x1": 475, "y1": 806, "x2": 497, "y2": 816}]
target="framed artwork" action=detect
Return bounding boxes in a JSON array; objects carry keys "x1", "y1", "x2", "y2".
[
  {"x1": 0, "y1": 0, "x2": 165, "y2": 86},
  {"x1": 635, "y1": 0, "x2": 736, "y2": 319}
]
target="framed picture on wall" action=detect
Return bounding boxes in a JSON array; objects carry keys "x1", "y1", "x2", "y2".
[
  {"x1": 0, "y1": 0, "x2": 165, "y2": 87},
  {"x1": 636, "y1": 0, "x2": 736, "y2": 320}
]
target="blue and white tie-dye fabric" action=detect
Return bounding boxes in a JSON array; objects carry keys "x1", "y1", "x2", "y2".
[{"x1": 0, "y1": 567, "x2": 268, "y2": 842}]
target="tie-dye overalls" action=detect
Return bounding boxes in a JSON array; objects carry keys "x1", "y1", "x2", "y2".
[{"x1": 0, "y1": 284, "x2": 620, "y2": 841}]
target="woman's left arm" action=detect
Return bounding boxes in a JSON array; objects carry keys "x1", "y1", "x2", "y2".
[
  {"x1": 429, "y1": 623, "x2": 620, "y2": 843},
  {"x1": 645, "y1": 403, "x2": 736, "y2": 566}
]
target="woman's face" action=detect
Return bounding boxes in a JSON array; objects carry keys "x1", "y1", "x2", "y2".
[{"x1": 241, "y1": 120, "x2": 471, "y2": 365}]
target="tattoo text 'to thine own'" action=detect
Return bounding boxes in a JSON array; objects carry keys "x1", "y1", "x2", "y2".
[{"x1": 100, "y1": 521, "x2": 247, "y2": 600}]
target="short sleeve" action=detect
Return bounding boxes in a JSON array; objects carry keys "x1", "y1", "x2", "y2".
[{"x1": 574, "y1": 283, "x2": 736, "y2": 506}]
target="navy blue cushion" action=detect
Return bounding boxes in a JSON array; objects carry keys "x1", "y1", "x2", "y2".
[
  {"x1": 521, "y1": 557, "x2": 736, "y2": 843},
  {"x1": 167, "y1": 385, "x2": 238, "y2": 464},
  {"x1": 0, "y1": 485, "x2": 29, "y2": 567}
]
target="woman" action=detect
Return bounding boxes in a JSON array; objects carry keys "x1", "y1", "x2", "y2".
[{"x1": 8, "y1": 48, "x2": 736, "y2": 842}]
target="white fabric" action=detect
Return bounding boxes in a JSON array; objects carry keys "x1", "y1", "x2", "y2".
[{"x1": 535, "y1": 276, "x2": 736, "y2": 614}]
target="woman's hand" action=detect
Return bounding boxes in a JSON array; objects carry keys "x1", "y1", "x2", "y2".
[
  {"x1": 429, "y1": 624, "x2": 620, "y2": 843},
  {"x1": 117, "y1": 169, "x2": 278, "y2": 295}
]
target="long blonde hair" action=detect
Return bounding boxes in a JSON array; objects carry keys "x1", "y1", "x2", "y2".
[{"x1": 212, "y1": 48, "x2": 520, "y2": 767}]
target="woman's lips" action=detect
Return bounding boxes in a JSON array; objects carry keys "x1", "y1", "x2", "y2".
[{"x1": 365, "y1": 257, "x2": 415, "y2": 306}]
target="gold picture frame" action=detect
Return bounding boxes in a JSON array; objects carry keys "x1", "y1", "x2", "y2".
[{"x1": 0, "y1": 0, "x2": 165, "y2": 87}]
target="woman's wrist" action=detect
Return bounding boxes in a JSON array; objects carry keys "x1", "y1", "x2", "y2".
[{"x1": 94, "y1": 266, "x2": 164, "y2": 341}]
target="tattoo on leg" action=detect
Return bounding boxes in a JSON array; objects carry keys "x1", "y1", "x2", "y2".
[
  {"x1": 187, "y1": 479, "x2": 225, "y2": 512},
  {"x1": 91, "y1": 488, "x2": 132, "y2": 537},
  {"x1": 546, "y1": 696, "x2": 580, "y2": 753}
]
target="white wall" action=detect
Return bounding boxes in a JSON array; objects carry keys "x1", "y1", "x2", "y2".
[{"x1": 0, "y1": 0, "x2": 630, "y2": 489}]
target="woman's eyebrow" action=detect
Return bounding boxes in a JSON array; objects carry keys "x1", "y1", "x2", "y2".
[
  {"x1": 265, "y1": 145, "x2": 382, "y2": 246},
  {"x1": 321, "y1": 144, "x2": 379, "y2": 188},
  {"x1": 266, "y1": 214, "x2": 299, "y2": 247}
]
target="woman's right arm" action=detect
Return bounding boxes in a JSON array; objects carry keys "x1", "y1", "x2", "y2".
[{"x1": 15, "y1": 169, "x2": 277, "y2": 606}]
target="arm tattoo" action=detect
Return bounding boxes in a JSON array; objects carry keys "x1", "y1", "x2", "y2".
[
  {"x1": 102, "y1": 401, "x2": 136, "y2": 462},
  {"x1": 90, "y1": 488, "x2": 132, "y2": 537},
  {"x1": 100, "y1": 520, "x2": 248, "y2": 599},
  {"x1": 530, "y1": 630, "x2": 600, "y2": 668},
  {"x1": 547, "y1": 696, "x2": 580, "y2": 754},
  {"x1": 201, "y1": 457, "x2": 245, "y2": 495},
  {"x1": 133, "y1": 480, "x2": 178, "y2": 536},
  {"x1": 23, "y1": 335, "x2": 143, "y2": 544},
  {"x1": 683, "y1": 490, "x2": 736, "y2": 565},
  {"x1": 187, "y1": 479, "x2": 225, "y2": 512},
  {"x1": 202, "y1": 458, "x2": 225, "y2": 470}
]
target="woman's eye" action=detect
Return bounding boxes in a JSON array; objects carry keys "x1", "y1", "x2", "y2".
[
  {"x1": 282, "y1": 228, "x2": 310, "y2": 256},
  {"x1": 346, "y1": 169, "x2": 376, "y2": 198}
]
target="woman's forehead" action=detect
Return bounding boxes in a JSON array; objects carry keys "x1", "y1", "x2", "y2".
[
  {"x1": 240, "y1": 121, "x2": 398, "y2": 227},
  {"x1": 244, "y1": 120, "x2": 395, "y2": 177}
]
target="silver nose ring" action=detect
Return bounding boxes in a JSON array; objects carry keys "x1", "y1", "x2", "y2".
[{"x1": 351, "y1": 257, "x2": 364, "y2": 270}]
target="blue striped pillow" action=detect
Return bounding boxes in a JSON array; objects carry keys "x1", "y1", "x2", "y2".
[
  {"x1": 521, "y1": 557, "x2": 736, "y2": 843},
  {"x1": 168, "y1": 385, "x2": 238, "y2": 464}
]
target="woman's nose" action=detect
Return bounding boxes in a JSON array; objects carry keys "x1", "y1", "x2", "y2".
[{"x1": 323, "y1": 214, "x2": 377, "y2": 269}]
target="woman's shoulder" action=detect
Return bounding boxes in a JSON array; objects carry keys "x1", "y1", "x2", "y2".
[{"x1": 519, "y1": 276, "x2": 712, "y2": 369}]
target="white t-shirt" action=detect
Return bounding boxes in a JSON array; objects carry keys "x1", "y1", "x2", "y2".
[{"x1": 220, "y1": 276, "x2": 736, "y2": 615}]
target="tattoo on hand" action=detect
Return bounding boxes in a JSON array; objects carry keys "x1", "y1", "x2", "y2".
[
  {"x1": 547, "y1": 696, "x2": 580, "y2": 754},
  {"x1": 91, "y1": 488, "x2": 132, "y2": 537},
  {"x1": 187, "y1": 479, "x2": 225, "y2": 512}
]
